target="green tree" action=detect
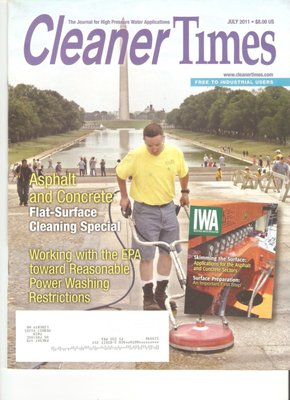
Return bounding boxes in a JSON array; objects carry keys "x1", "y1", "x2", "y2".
[
  {"x1": 166, "y1": 108, "x2": 181, "y2": 127},
  {"x1": 221, "y1": 90, "x2": 256, "y2": 137},
  {"x1": 8, "y1": 84, "x2": 85, "y2": 143},
  {"x1": 9, "y1": 86, "x2": 41, "y2": 142}
]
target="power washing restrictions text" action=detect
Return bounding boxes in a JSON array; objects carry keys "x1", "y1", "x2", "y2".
[{"x1": 27, "y1": 248, "x2": 140, "y2": 304}]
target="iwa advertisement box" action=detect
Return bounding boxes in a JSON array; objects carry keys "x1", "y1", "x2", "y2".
[{"x1": 185, "y1": 199, "x2": 277, "y2": 319}]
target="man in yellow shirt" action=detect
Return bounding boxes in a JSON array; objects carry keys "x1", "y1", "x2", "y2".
[{"x1": 116, "y1": 123, "x2": 189, "y2": 310}]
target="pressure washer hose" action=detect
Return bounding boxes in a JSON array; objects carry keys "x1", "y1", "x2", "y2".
[
  {"x1": 32, "y1": 189, "x2": 136, "y2": 369},
  {"x1": 87, "y1": 189, "x2": 136, "y2": 310},
  {"x1": 32, "y1": 194, "x2": 188, "y2": 368}
]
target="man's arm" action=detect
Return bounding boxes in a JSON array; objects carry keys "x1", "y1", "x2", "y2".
[
  {"x1": 14, "y1": 166, "x2": 20, "y2": 177},
  {"x1": 179, "y1": 173, "x2": 190, "y2": 206},
  {"x1": 117, "y1": 175, "x2": 131, "y2": 211}
]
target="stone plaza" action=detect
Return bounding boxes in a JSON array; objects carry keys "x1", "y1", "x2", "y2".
[{"x1": 8, "y1": 170, "x2": 290, "y2": 370}]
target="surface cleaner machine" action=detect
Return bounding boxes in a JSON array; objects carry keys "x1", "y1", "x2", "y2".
[{"x1": 122, "y1": 204, "x2": 235, "y2": 352}]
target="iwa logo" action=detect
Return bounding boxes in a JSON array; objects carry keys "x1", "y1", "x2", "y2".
[{"x1": 189, "y1": 206, "x2": 222, "y2": 236}]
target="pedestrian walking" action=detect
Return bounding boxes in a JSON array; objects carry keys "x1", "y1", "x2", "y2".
[
  {"x1": 89, "y1": 157, "x2": 97, "y2": 176},
  {"x1": 100, "y1": 159, "x2": 106, "y2": 176},
  {"x1": 55, "y1": 161, "x2": 62, "y2": 176},
  {"x1": 14, "y1": 159, "x2": 33, "y2": 206},
  {"x1": 78, "y1": 157, "x2": 85, "y2": 176}
]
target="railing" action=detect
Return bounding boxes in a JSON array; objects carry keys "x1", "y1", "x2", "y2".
[{"x1": 232, "y1": 169, "x2": 290, "y2": 202}]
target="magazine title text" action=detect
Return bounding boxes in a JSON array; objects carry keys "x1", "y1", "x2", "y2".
[{"x1": 24, "y1": 14, "x2": 276, "y2": 66}]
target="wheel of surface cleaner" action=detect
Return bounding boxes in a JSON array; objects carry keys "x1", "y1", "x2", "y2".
[{"x1": 169, "y1": 320, "x2": 234, "y2": 352}]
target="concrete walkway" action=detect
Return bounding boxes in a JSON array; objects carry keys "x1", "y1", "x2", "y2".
[{"x1": 8, "y1": 174, "x2": 290, "y2": 370}]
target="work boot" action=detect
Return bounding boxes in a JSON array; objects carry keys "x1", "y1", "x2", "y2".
[
  {"x1": 154, "y1": 280, "x2": 177, "y2": 312},
  {"x1": 142, "y1": 283, "x2": 161, "y2": 311}
]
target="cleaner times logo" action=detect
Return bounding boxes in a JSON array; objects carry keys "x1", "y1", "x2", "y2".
[{"x1": 189, "y1": 206, "x2": 223, "y2": 236}]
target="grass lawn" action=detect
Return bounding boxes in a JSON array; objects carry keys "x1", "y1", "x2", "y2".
[
  {"x1": 8, "y1": 130, "x2": 90, "y2": 164},
  {"x1": 167, "y1": 129, "x2": 290, "y2": 158}
]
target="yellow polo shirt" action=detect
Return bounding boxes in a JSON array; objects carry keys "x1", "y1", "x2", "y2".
[{"x1": 116, "y1": 144, "x2": 188, "y2": 205}]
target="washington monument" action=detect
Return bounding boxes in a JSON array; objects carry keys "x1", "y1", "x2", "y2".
[{"x1": 119, "y1": 19, "x2": 130, "y2": 120}]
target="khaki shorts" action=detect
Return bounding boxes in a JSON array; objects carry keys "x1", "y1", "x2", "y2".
[{"x1": 132, "y1": 201, "x2": 180, "y2": 260}]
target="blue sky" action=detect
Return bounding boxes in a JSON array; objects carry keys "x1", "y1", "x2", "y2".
[{"x1": 8, "y1": 0, "x2": 290, "y2": 112}]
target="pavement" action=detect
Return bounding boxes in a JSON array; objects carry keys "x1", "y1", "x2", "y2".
[{"x1": 7, "y1": 171, "x2": 290, "y2": 370}]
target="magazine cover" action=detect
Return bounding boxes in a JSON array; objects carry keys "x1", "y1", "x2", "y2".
[
  {"x1": 185, "y1": 199, "x2": 277, "y2": 319},
  {"x1": 5, "y1": 0, "x2": 290, "y2": 385}
]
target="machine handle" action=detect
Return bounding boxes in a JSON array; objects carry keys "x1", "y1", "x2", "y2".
[{"x1": 121, "y1": 207, "x2": 132, "y2": 218}]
